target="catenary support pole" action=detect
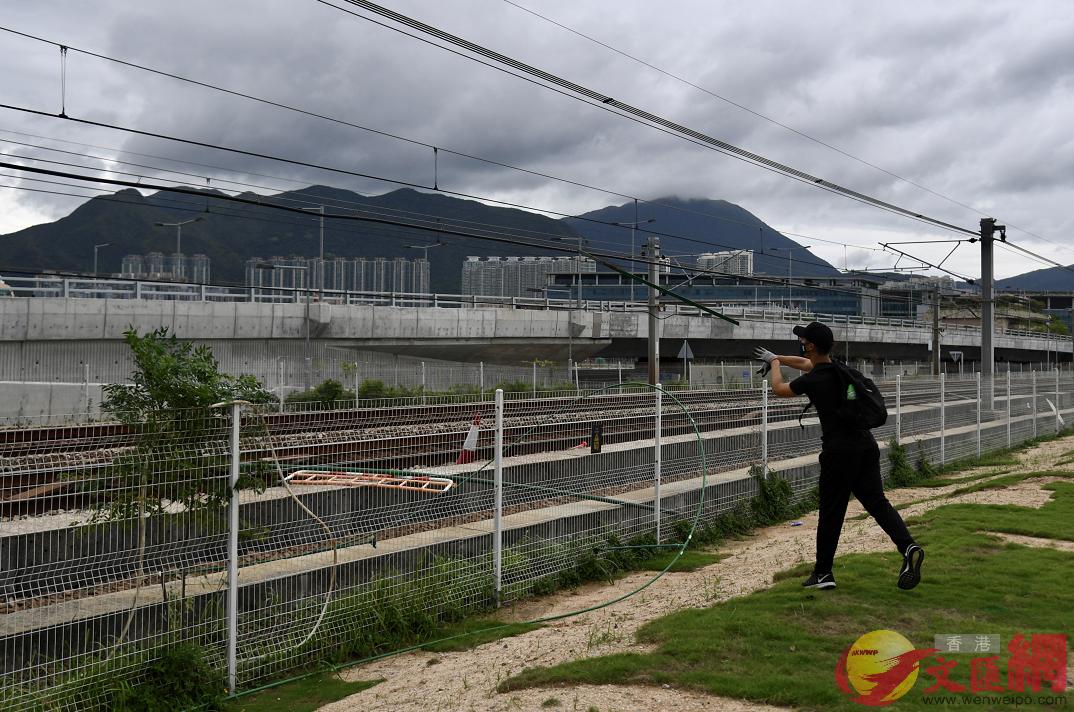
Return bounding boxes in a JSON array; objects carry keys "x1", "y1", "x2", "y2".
[
  {"x1": 647, "y1": 237, "x2": 661, "y2": 385},
  {"x1": 976, "y1": 371, "x2": 982, "y2": 458},
  {"x1": 981, "y1": 218, "x2": 1001, "y2": 410},
  {"x1": 932, "y1": 285, "x2": 941, "y2": 376}
]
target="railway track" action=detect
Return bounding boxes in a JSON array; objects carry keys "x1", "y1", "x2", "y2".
[{"x1": 0, "y1": 384, "x2": 981, "y2": 509}]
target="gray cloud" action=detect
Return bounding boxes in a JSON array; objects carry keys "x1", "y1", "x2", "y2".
[{"x1": 0, "y1": 0, "x2": 1071, "y2": 280}]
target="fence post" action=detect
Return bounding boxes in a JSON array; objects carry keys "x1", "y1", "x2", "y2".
[
  {"x1": 532, "y1": 361, "x2": 537, "y2": 395},
  {"x1": 895, "y1": 375, "x2": 902, "y2": 444},
  {"x1": 421, "y1": 361, "x2": 426, "y2": 404},
  {"x1": 277, "y1": 359, "x2": 285, "y2": 413},
  {"x1": 939, "y1": 372, "x2": 946, "y2": 465},
  {"x1": 1056, "y1": 367, "x2": 1061, "y2": 434},
  {"x1": 480, "y1": 361, "x2": 485, "y2": 394},
  {"x1": 618, "y1": 361, "x2": 623, "y2": 393},
  {"x1": 493, "y1": 389, "x2": 503, "y2": 606},
  {"x1": 761, "y1": 381, "x2": 769, "y2": 474},
  {"x1": 1006, "y1": 370, "x2": 1012, "y2": 448},
  {"x1": 975, "y1": 371, "x2": 981, "y2": 458},
  {"x1": 1032, "y1": 371, "x2": 1038, "y2": 439},
  {"x1": 654, "y1": 384, "x2": 662, "y2": 543},
  {"x1": 227, "y1": 402, "x2": 241, "y2": 695}
]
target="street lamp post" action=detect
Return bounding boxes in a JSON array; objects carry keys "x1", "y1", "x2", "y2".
[
  {"x1": 613, "y1": 218, "x2": 656, "y2": 303},
  {"x1": 256, "y1": 262, "x2": 311, "y2": 393},
  {"x1": 154, "y1": 217, "x2": 203, "y2": 281},
  {"x1": 93, "y1": 243, "x2": 111, "y2": 277}
]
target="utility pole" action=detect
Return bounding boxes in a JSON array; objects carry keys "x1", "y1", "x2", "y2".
[
  {"x1": 647, "y1": 236, "x2": 661, "y2": 385},
  {"x1": 932, "y1": 284, "x2": 941, "y2": 376},
  {"x1": 980, "y1": 218, "x2": 1005, "y2": 410}
]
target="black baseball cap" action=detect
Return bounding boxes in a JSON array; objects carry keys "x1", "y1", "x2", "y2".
[{"x1": 793, "y1": 321, "x2": 835, "y2": 352}]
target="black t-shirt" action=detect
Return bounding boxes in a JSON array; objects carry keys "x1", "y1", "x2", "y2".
[{"x1": 790, "y1": 362, "x2": 872, "y2": 446}]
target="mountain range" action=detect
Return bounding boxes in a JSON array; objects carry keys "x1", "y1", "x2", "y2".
[{"x1": 2, "y1": 185, "x2": 1063, "y2": 291}]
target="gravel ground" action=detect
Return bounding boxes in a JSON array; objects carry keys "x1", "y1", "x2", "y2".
[{"x1": 324, "y1": 434, "x2": 1074, "y2": 712}]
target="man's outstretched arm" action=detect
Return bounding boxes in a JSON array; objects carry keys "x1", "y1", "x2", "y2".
[{"x1": 769, "y1": 358, "x2": 797, "y2": 398}]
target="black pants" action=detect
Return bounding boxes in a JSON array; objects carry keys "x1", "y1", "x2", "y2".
[{"x1": 815, "y1": 436, "x2": 914, "y2": 574}]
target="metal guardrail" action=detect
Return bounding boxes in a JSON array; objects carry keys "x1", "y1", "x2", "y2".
[{"x1": 2, "y1": 275, "x2": 1069, "y2": 343}]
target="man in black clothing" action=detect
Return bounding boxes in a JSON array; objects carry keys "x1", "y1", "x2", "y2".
[{"x1": 756, "y1": 321, "x2": 924, "y2": 591}]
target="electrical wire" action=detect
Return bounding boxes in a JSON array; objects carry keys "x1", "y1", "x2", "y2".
[
  {"x1": 315, "y1": 0, "x2": 978, "y2": 238},
  {"x1": 0, "y1": 161, "x2": 946, "y2": 308},
  {"x1": 499, "y1": 0, "x2": 1039, "y2": 240},
  {"x1": 0, "y1": 27, "x2": 900, "y2": 263},
  {"x1": 0, "y1": 115, "x2": 897, "y2": 280}
]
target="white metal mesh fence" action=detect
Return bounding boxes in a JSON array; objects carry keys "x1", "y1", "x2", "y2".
[{"x1": 4, "y1": 371, "x2": 1074, "y2": 709}]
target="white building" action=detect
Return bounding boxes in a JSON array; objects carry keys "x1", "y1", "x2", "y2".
[
  {"x1": 461, "y1": 256, "x2": 596, "y2": 298},
  {"x1": 245, "y1": 256, "x2": 429, "y2": 294},
  {"x1": 696, "y1": 250, "x2": 754, "y2": 277}
]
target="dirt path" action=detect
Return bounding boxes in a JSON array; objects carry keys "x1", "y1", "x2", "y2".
[{"x1": 322, "y1": 434, "x2": 1074, "y2": 712}]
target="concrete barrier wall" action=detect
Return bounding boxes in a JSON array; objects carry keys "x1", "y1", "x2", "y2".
[{"x1": 0, "y1": 381, "x2": 104, "y2": 422}]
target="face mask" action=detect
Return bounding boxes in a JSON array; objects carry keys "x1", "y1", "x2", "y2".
[{"x1": 799, "y1": 342, "x2": 808, "y2": 357}]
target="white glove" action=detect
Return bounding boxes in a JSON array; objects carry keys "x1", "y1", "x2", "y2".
[{"x1": 754, "y1": 346, "x2": 777, "y2": 364}]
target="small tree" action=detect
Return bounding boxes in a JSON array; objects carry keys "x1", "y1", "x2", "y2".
[{"x1": 91, "y1": 327, "x2": 273, "y2": 556}]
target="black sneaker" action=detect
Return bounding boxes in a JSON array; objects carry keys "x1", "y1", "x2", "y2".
[
  {"x1": 803, "y1": 572, "x2": 836, "y2": 589},
  {"x1": 898, "y1": 544, "x2": 925, "y2": 590}
]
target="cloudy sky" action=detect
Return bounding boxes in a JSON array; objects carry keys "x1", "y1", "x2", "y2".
[{"x1": 0, "y1": 0, "x2": 1071, "y2": 279}]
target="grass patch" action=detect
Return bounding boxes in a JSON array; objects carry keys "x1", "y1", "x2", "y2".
[
  {"x1": 420, "y1": 618, "x2": 542, "y2": 653},
  {"x1": 947, "y1": 470, "x2": 1074, "y2": 497},
  {"x1": 634, "y1": 550, "x2": 721, "y2": 573},
  {"x1": 226, "y1": 673, "x2": 380, "y2": 712},
  {"x1": 499, "y1": 480, "x2": 1074, "y2": 709}
]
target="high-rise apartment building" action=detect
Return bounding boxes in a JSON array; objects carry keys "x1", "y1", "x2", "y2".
[
  {"x1": 245, "y1": 256, "x2": 430, "y2": 294},
  {"x1": 460, "y1": 256, "x2": 596, "y2": 298},
  {"x1": 120, "y1": 252, "x2": 211, "y2": 282},
  {"x1": 696, "y1": 250, "x2": 754, "y2": 277}
]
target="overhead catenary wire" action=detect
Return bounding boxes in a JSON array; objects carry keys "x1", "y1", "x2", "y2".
[
  {"x1": 0, "y1": 17, "x2": 1056, "y2": 283},
  {"x1": 0, "y1": 26, "x2": 896, "y2": 262},
  {"x1": 0, "y1": 113, "x2": 903, "y2": 281},
  {"x1": 500, "y1": 0, "x2": 1060, "y2": 248},
  {"x1": 314, "y1": 0, "x2": 979, "y2": 238}
]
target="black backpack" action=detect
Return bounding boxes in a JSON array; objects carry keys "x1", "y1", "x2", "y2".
[{"x1": 798, "y1": 361, "x2": 888, "y2": 430}]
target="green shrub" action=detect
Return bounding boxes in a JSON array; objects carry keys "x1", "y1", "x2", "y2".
[
  {"x1": 749, "y1": 465, "x2": 793, "y2": 525},
  {"x1": 887, "y1": 438, "x2": 919, "y2": 487},
  {"x1": 286, "y1": 378, "x2": 356, "y2": 406}
]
